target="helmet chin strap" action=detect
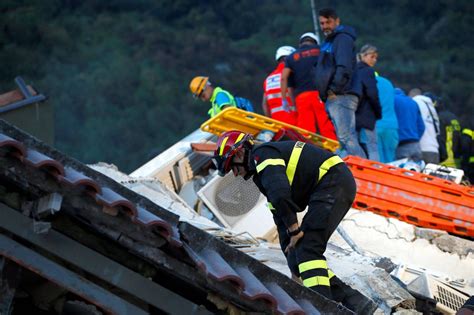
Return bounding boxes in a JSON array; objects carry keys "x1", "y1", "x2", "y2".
[{"x1": 242, "y1": 148, "x2": 255, "y2": 180}]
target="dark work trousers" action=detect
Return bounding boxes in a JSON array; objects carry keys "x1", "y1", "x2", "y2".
[{"x1": 286, "y1": 164, "x2": 356, "y2": 299}]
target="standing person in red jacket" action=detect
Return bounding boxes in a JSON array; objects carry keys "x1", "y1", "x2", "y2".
[
  {"x1": 281, "y1": 33, "x2": 337, "y2": 140},
  {"x1": 262, "y1": 46, "x2": 298, "y2": 125}
]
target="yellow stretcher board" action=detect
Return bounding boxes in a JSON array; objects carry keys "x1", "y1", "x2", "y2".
[{"x1": 200, "y1": 107, "x2": 340, "y2": 152}]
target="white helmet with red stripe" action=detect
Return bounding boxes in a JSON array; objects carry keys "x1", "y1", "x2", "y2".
[{"x1": 275, "y1": 46, "x2": 296, "y2": 61}]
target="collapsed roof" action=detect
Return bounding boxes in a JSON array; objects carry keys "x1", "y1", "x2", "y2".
[{"x1": 0, "y1": 119, "x2": 365, "y2": 314}]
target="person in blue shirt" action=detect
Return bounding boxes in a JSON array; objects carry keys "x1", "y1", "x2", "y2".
[
  {"x1": 394, "y1": 88, "x2": 425, "y2": 161},
  {"x1": 375, "y1": 76, "x2": 399, "y2": 163}
]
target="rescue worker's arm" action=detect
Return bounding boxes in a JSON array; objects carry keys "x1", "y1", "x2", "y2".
[
  {"x1": 280, "y1": 67, "x2": 292, "y2": 106},
  {"x1": 261, "y1": 93, "x2": 270, "y2": 117}
]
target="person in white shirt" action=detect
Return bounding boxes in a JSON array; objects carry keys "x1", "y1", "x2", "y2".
[{"x1": 411, "y1": 91, "x2": 441, "y2": 164}]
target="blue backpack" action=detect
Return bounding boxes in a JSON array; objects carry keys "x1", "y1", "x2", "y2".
[{"x1": 234, "y1": 96, "x2": 255, "y2": 113}]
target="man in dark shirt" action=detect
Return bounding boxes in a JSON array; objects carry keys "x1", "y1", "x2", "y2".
[
  {"x1": 212, "y1": 130, "x2": 356, "y2": 301},
  {"x1": 281, "y1": 32, "x2": 336, "y2": 140},
  {"x1": 318, "y1": 8, "x2": 366, "y2": 158}
]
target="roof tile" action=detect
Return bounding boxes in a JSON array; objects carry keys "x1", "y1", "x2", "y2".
[
  {"x1": 0, "y1": 133, "x2": 26, "y2": 159},
  {"x1": 24, "y1": 149, "x2": 65, "y2": 177},
  {"x1": 95, "y1": 187, "x2": 137, "y2": 218},
  {"x1": 60, "y1": 166, "x2": 102, "y2": 194}
]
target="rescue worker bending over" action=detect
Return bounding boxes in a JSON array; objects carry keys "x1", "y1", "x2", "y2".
[
  {"x1": 189, "y1": 76, "x2": 236, "y2": 118},
  {"x1": 212, "y1": 130, "x2": 356, "y2": 300}
]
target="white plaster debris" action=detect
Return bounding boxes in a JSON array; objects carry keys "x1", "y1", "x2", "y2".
[{"x1": 332, "y1": 209, "x2": 474, "y2": 296}]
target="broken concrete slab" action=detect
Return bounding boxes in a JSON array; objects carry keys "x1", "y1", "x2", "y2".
[{"x1": 333, "y1": 209, "x2": 474, "y2": 296}]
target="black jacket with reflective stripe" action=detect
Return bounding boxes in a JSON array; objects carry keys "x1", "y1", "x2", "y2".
[{"x1": 249, "y1": 141, "x2": 336, "y2": 228}]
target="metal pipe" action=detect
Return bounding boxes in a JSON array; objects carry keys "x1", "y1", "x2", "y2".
[
  {"x1": 14, "y1": 76, "x2": 32, "y2": 98},
  {"x1": 310, "y1": 0, "x2": 321, "y2": 44},
  {"x1": 0, "y1": 95, "x2": 47, "y2": 114}
]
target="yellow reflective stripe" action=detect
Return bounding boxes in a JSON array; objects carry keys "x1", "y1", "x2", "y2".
[
  {"x1": 303, "y1": 276, "x2": 330, "y2": 287},
  {"x1": 328, "y1": 269, "x2": 335, "y2": 279},
  {"x1": 219, "y1": 137, "x2": 229, "y2": 156},
  {"x1": 235, "y1": 132, "x2": 245, "y2": 143},
  {"x1": 267, "y1": 202, "x2": 275, "y2": 211},
  {"x1": 286, "y1": 142, "x2": 305, "y2": 186},
  {"x1": 470, "y1": 157, "x2": 474, "y2": 163},
  {"x1": 462, "y1": 128, "x2": 473, "y2": 138},
  {"x1": 318, "y1": 155, "x2": 344, "y2": 182},
  {"x1": 298, "y1": 260, "x2": 328, "y2": 273},
  {"x1": 256, "y1": 159, "x2": 286, "y2": 173}
]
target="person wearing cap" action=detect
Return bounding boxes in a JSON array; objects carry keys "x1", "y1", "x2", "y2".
[
  {"x1": 189, "y1": 76, "x2": 236, "y2": 117},
  {"x1": 317, "y1": 8, "x2": 366, "y2": 158},
  {"x1": 280, "y1": 32, "x2": 337, "y2": 140},
  {"x1": 262, "y1": 46, "x2": 298, "y2": 125},
  {"x1": 411, "y1": 90, "x2": 441, "y2": 164}
]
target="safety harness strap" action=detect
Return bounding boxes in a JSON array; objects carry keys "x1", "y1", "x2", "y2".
[{"x1": 286, "y1": 142, "x2": 305, "y2": 186}]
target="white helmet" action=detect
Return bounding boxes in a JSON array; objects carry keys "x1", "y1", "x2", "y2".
[
  {"x1": 299, "y1": 32, "x2": 318, "y2": 44},
  {"x1": 275, "y1": 46, "x2": 296, "y2": 61}
]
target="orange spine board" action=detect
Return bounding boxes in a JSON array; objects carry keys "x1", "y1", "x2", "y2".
[{"x1": 344, "y1": 156, "x2": 474, "y2": 237}]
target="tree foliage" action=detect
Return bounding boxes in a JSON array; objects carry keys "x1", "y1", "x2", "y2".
[{"x1": 0, "y1": 0, "x2": 472, "y2": 172}]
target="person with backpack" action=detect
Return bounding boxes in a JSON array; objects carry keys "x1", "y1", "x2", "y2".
[
  {"x1": 316, "y1": 8, "x2": 366, "y2": 158},
  {"x1": 189, "y1": 76, "x2": 254, "y2": 117},
  {"x1": 280, "y1": 32, "x2": 337, "y2": 140}
]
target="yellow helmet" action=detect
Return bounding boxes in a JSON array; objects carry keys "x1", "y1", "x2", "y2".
[{"x1": 189, "y1": 76, "x2": 209, "y2": 97}]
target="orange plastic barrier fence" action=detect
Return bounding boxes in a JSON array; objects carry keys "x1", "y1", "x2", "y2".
[
  {"x1": 345, "y1": 156, "x2": 474, "y2": 237},
  {"x1": 200, "y1": 107, "x2": 340, "y2": 152}
]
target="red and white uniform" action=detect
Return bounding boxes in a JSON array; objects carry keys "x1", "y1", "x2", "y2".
[{"x1": 263, "y1": 62, "x2": 297, "y2": 125}]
